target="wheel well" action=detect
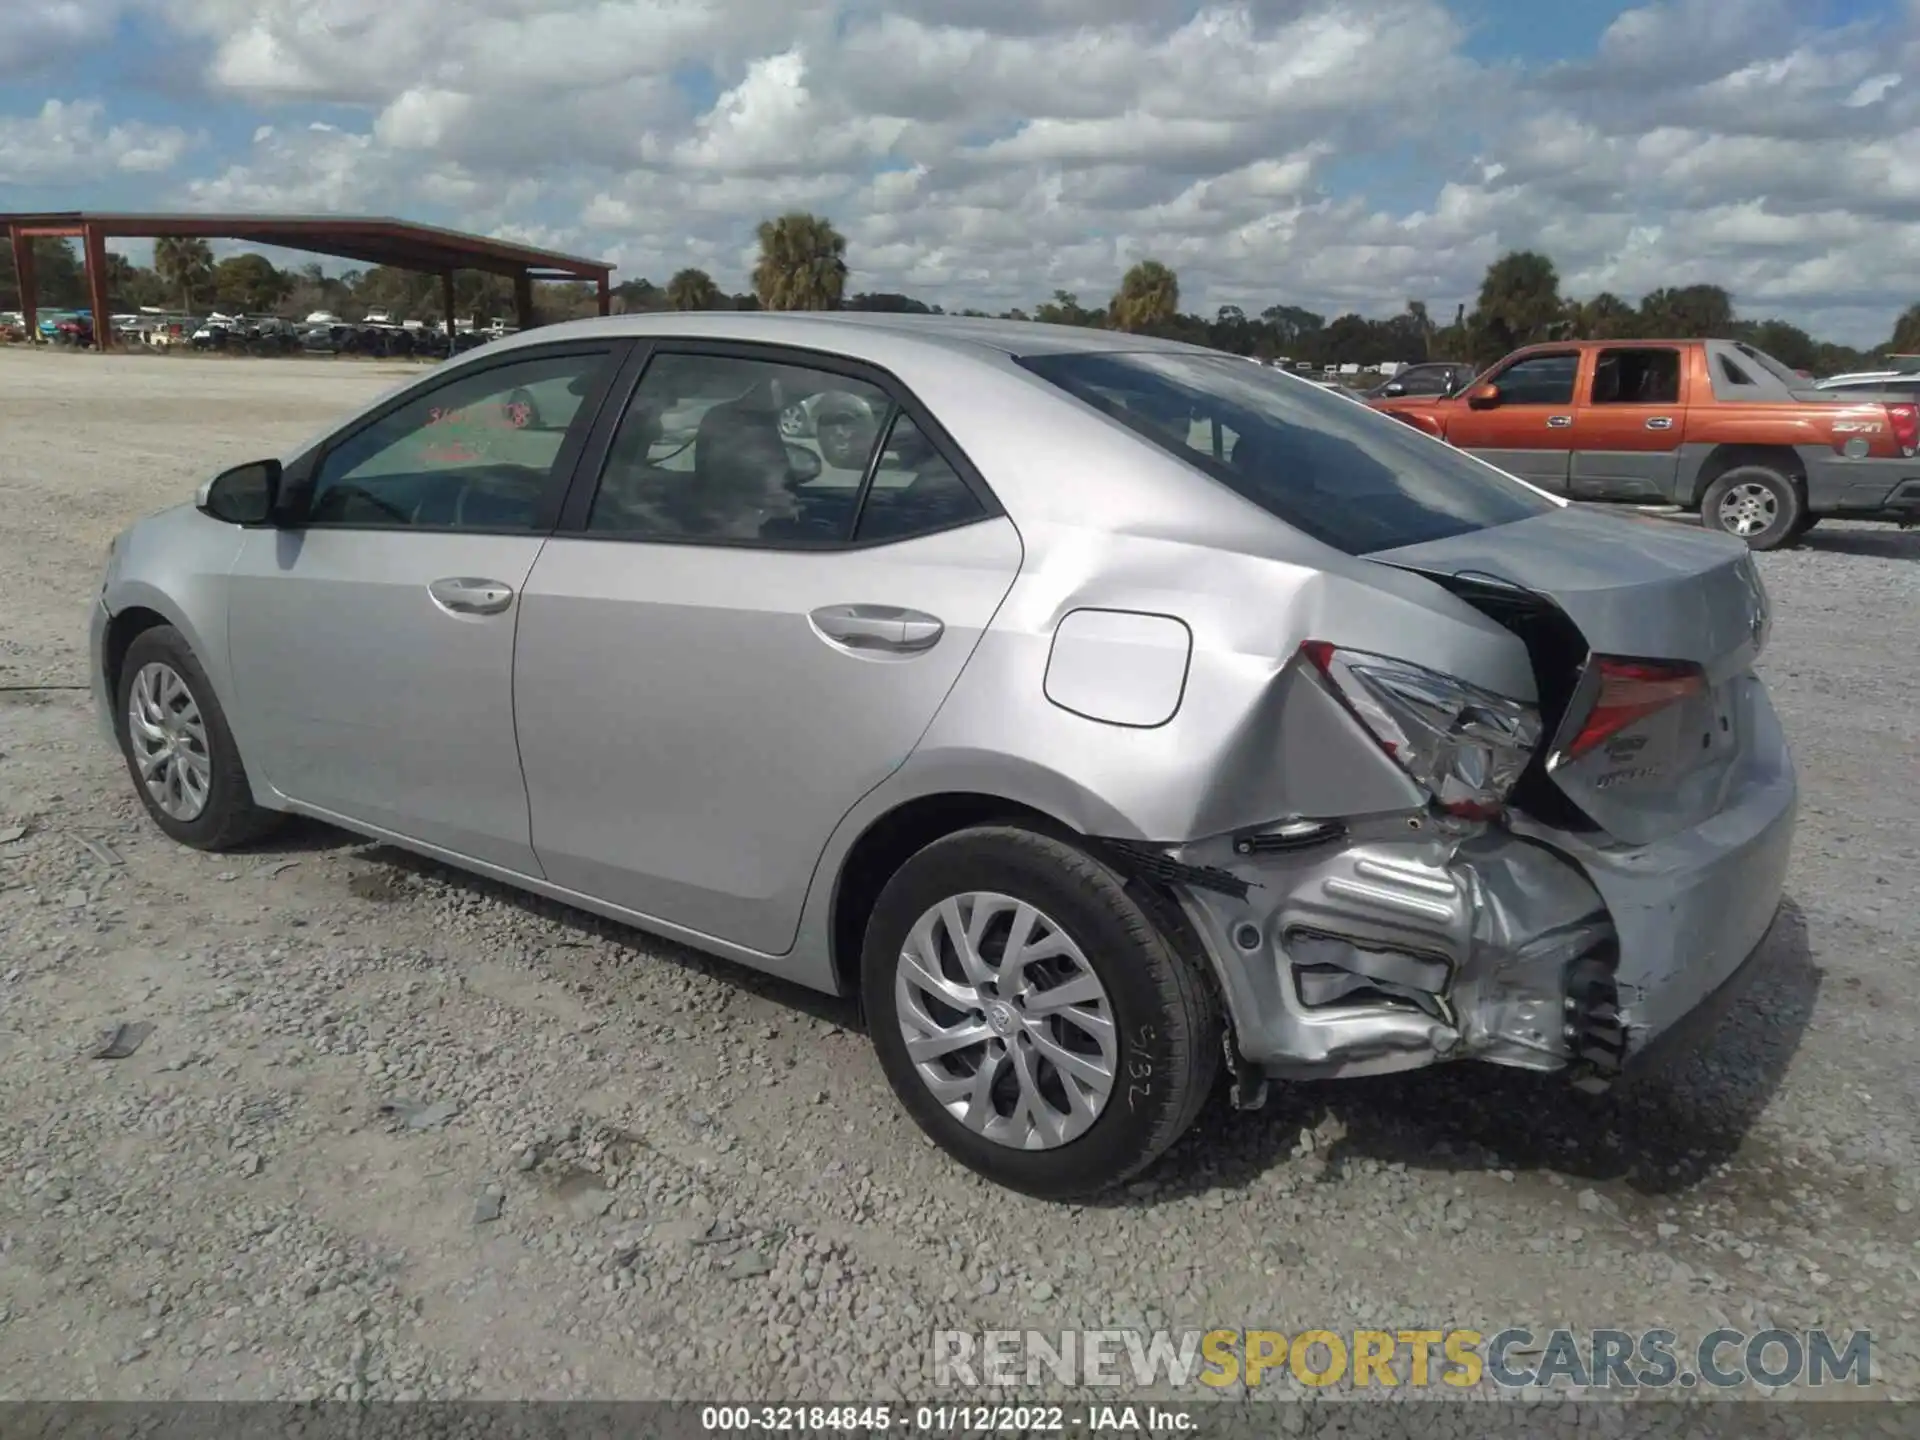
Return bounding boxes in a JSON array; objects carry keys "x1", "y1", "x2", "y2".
[
  {"x1": 829, "y1": 792, "x2": 1065, "y2": 996},
  {"x1": 1692, "y1": 444, "x2": 1806, "y2": 505},
  {"x1": 103, "y1": 606, "x2": 170, "y2": 698}
]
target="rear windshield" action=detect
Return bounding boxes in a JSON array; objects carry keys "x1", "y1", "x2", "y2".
[{"x1": 1018, "y1": 350, "x2": 1556, "y2": 555}]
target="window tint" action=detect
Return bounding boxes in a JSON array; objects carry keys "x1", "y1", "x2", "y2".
[
  {"x1": 1589, "y1": 348, "x2": 1681, "y2": 405},
  {"x1": 1019, "y1": 350, "x2": 1556, "y2": 556},
  {"x1": 854, "y1": 413, "x2": 987, "y2": 543},
  {"x1": 308, "y1": 352, "x2": 607, "y2": 529},
  {"x1": 1489, "y1": 352, "x2": 1578, "y2": 405},
  {"x1": 587, "y1": 352, "x2": 890, "y2": 543},
  {"x1": 1402, "y1": 370, "x2": 1456, "y2": 395},
  {"x1": 1732, "y1": 342, "x2": 1806, "y2": 388}
]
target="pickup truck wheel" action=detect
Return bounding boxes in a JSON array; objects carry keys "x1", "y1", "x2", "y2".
[{"x1": 1701, "y1": 465, "x2": 1806, "y2": 551}]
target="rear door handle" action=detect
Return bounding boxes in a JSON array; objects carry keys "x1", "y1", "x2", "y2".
[
  {"x1": 1546, "y1": 414, "x2": 1573, "y2": 428},
  {"x1": 809, "y1": 603, "x2": 945, "y2": 655},
  {"x1": 1645, "y1": 416, "x2": 1674, "y2": 430},
  {"x1": 428, "y1": 577, "x2": 515, "y2": 615}
]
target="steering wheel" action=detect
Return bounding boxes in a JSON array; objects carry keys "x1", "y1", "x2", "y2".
[{"x1": 454, "y1": 471, "x2": 541, "y2": 527}]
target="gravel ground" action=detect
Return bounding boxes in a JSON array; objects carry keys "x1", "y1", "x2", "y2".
[{"x1": 1, "y1": 348, "x2": 1917, "y2": 1418}]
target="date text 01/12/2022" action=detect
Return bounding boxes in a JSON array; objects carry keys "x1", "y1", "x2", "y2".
[{"x1": 697, "y1": 1405, "x2": 1190, "y2": 1432}]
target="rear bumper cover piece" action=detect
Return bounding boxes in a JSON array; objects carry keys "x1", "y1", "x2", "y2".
[{"x1": 1165, "y1": 689, "x2": 1796, "y2": 1085}]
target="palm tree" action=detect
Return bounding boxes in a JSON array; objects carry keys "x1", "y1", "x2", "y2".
[
  {"x1": 152, "y1": 236, "x2": 215, "y2": 313},
  {"x1": 1474, "y1": 250, "x2": 1561, "y2": 353},
  {"x1": 1108, "y1": 260, "x2": 1179, "y2": 333},
  {"x1": 752, "y1": 213, "x2": 848, "y2": 311},
  {"x1": 666, "y1": 267, "x2": 722, "y2": 311}
]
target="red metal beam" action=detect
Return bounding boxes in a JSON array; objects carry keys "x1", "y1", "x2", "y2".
[
  {"x1": 2, "y1": 213, "x2": 613, "y2": 283},
  {"x1": 82, "y1": 222, "x2": 112, "y2": 352},
  {"x1": 9, "y1": 225, "x2": 38, "y2": 339}
]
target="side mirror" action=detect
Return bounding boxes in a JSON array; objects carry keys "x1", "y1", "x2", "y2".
[
  {"x1": 1382, "y1": 381, "x2": 1406, "y2": 396},
  {"x1": 1465, "y1": 383, "x2": 1503, "y2": 409},
  {"x1": 197, "y1": 459, "x2": 281, "y2": 525},
  {"x1": 785, "y1": 444, "x2": 823, "y2": 484}
]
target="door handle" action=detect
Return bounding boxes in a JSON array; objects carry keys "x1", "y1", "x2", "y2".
[
  {"x1": 428, "y1": 576, "x2": 515, "y2": 615},
  {"x1": 1546, "y1": 415, "x2": 1573, "y2": 428},
  {"x1": 809, "y1": 603, "x2": 945, "y2": 655},
  {"x1": 1645, "y1": 416, "x2": 1674, "y2": 430}
]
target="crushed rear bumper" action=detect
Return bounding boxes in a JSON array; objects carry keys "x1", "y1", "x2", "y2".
[{"x1": 1163, "y1": 688, "x2": 1796, "y2": 1087}]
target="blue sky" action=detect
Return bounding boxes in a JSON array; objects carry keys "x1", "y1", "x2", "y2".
[{"x1": 3, "y1": 0, "x2": 1915, "y2": 343}]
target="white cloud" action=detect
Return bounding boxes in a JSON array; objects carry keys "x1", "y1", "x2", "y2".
[
  {"x1": 1, "y1": 0, "x2": 127, "y2": 77},
  {"x1": 5, "y1": 0, "x2": 1915, "y2": 344},
  {"x1": 0, "y1": 99, "x2": 193, "y2": 185}
]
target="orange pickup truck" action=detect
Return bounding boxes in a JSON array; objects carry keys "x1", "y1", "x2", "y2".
[{"x1": 1369, "y1": 338, "x2": 1920, "y2": 549}]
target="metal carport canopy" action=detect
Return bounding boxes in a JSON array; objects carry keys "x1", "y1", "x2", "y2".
[{"x1": 2, "y1": 211, "x2": 615, "y2": 347}]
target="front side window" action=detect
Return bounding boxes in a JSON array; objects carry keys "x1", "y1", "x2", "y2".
[
  {"x1": 307, "y1": 351, "x2": 610, "y2": 529},
  {"x1": 1019, "y1": 349, "x2": 1556, "y2": 556},
  {"x1": 1589, "y1": 348, "x2": 1681, "y2": 405},
  {"x1": 1488, "y1": 352, "x2": 1578, "y2": 406},
  {"x1": 587, "y1": 352, "x2": 893, "y2": 544}
]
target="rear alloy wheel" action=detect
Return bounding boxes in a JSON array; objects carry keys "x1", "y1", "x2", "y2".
[
  {"x1": 1701, "y1": 464, "x2": 1806, "y2": 551},
  {"x1": 861, "y1": 826, "x2": 1220, "y2": 1199},
  {"x1": 115, "y1": 625, "x2": 282, "y2": 851}
]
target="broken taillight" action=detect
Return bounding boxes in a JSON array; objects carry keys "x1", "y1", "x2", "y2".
[
  {"x1": 1887, "y1": 403, "x2": 1918, "y2": 455},
  {"x1": 1302, "y1": 642, "x2": 1542, "y2": 819},
  {"x1": 1559, "y1": 657, "x2": 1706, "y2": 761}
]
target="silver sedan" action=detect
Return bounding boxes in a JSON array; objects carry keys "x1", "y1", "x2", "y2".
[{"x1": 91, "y1": 312, "x2": 1795, "y2": 1198}]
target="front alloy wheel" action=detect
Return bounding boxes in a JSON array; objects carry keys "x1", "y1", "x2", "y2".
[
  {"x1": 114, "y1": 623, "x2": 282, "y2": 851},
  {"x1": 126, "y1": 661, "x2": 212, "y2": 821}
]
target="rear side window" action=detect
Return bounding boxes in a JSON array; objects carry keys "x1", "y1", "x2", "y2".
[
  {"x1": 1019, "y1": 350, "x2": 1556, "y2": 556},
  {"x1": 1589, "y1": 348, "x2": 1680, "y2": 405}
]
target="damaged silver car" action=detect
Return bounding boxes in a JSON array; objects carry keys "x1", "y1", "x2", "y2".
[{"x1": 90, "y1": 313, "x2": 1795, "y2": 1198}]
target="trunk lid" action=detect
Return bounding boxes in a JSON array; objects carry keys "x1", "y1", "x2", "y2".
[{"x1": 1369, "y1": 505, "x2": 1770, "y2": 844}]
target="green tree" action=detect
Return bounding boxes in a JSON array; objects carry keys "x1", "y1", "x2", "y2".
[
  {"x1": 752, "y1": 212, "x2": 848, "y2": 311},
  {"x1": 1108, "y1": 259, "x2": 1180, "y2": 333},
  {"x1": 212, "y1": 253, "x2": 290, "y2": 314},
  {"x1": 846, "y1": 291, "x2": 933, "y2": 313},
  {"x1": 1566, "y1": 291, "x2": 1638, "y2": 340},
  {"x1": 1733, "y1": 318, "x2": 1820, "y2": 373},
  {"x1": 1888, "y1": 302, "x2": 1920, "y2": 356},
  {"x1": 1639, "y1": 284, "x2": 1734, "y2": 338},
  {"x1": 1032, "y1": 290, "x2": 1104, "y2": 327},
  {"x1": 152, "y1": 236, "x2": 215, "y2": 313},
  {"x1": 666, "y1": 267, "x2": 723, "y2": 311},
  {"x1": 0, "y1": 236, "x2": 87, "y2": 309},
  {"x1": 1473, "y1": 250, "x2": 1562, "y2": 357}
]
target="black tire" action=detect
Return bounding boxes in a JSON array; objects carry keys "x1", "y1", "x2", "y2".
[
  {"x1": 1700, "y1": 464, "x2": 1806, "y2": 551},
  {"x1": 860, "y1": 825, "x2": 1221, "y2": 1200},
  {"x1": 114, "y1": 625, "x2": 282, "y2": 851}
]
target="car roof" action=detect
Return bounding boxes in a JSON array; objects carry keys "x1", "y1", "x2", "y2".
[{"x1": 490, "y1": 309, "x2": 1207, "y2": 364}]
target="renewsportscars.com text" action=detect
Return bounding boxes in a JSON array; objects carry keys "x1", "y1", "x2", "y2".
[{"x1": 933, "y1": 1327, "x2": 1872, "y2": 1391}]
